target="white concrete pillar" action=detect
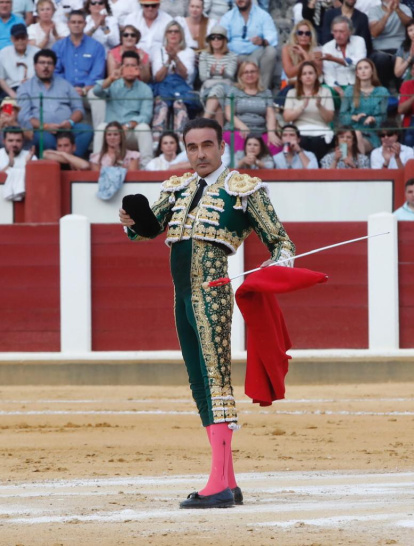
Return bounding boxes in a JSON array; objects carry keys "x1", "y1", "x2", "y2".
[
  {"x1": 368, "y1": 212, "x2": 399, "y2": 350},
  {"x1": 60, "y1": 214, "x2": 91, "y2": 352},
  {"x1": 229, "y1": 243, "x2": 245, "y2": 353}
]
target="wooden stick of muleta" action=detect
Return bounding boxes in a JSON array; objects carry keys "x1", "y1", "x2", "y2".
[{"x1": 201, "y1": 232, "x2": 390, "y2": 289}]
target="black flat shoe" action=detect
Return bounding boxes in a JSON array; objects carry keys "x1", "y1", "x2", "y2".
[
  {"x1": 179, "y1": 487, "x2": 235, "y2": 509},
  {"x1": 232, "y1": 486, "x2": 244, "y2": 505}
]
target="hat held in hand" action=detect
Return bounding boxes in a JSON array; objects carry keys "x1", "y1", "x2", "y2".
[{"x1": 122, "y1": 194, "x2": 160, "y2": 238}]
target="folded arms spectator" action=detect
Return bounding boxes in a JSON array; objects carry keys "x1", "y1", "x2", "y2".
[{"x1": 43, "y1": 131, "x2": 90, "y2": 169}]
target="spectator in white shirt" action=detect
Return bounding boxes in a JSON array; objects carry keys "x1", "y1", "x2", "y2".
[
  {"x1": 322, "y1": 16, "x2": 366, "y2": 96},
  {"x1": 123, "y1": 0, "x2": 172, "y2": 56},
  {"x1": 0, "y1": 24, "x2": 39, "y2": 99},
  {"x1": 370, "y1": 119, "x2": 414, "y2": 168},
  {"x1": 84, "y1": 0, "x2": 120, "y2": 53},
  {"x1": 28, "y1": 0, "x2": 69, "y2": 49},
  {"x1": 109, "y1": 0, "x2": 138, "y2": 27},
  {"x1": 145, "y1": 130, "x2": 191, "y2": 170}
]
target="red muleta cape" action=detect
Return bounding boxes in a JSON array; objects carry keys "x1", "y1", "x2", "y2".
[{"x1": 235, "y1": 266, "x2": 328, "y2": 406}]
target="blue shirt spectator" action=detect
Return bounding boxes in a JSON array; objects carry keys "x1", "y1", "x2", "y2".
[
  {"x1": 0, "y1": 0, "x2": 24, "y2": 50},
  {"x1": 17, "y1": 48, "x2": 93, "y2": 157},
  {"x1": 220, "y1": 0, "x2": 277, "y2": 56},
  {"x1": 52, "y1": 11, "x2": 105, "y2": 90}
]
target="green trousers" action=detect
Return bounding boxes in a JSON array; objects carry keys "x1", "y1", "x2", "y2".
[{"x1": 170, "y1": 239, "x2": 238, "y2": 427}]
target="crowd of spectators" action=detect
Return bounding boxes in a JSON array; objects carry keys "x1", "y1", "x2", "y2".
[{"x1": 0, "y1": 0, "x2": 414, "y2": 217}]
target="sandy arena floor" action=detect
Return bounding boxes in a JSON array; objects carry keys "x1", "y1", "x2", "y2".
[{"x1": 0, "y1": 382, "x2": 413, "y2": 546}]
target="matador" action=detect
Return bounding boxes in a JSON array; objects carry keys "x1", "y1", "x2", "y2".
[{"x1": 119, "y1": 118, "x2": 295, "y2": 509}]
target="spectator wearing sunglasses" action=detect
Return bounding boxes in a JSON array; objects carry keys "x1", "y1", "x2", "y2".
[
  {"x1": 107, "y1": 25, "x2": 150, "y2": 83},
  {"x1": 123, "y1": 0, "x2": 172, "y2": 56},
  {"x1": 279, "y1": 19, "x2": 322, "y2": 107},
  {"x1": 84, "y1": 0, "x2": 120, "y2": 53},
  {"x1": 0, "y1": 24, "x2": 38, "y2": 100},
  {"x1": 199, "y1": 25, "x2": 237, "y2": 125},
  {"x1": 220, "y1": 0, "x2": 278, "y2": 90},
  {"x1": 321, "y1": 0, "x2": 372, "y2": 54},
  {"x1": 370, "y1": 119, "x2": 414, "y2": 169}
]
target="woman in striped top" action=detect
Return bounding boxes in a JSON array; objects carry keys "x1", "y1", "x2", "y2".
[{"x1": 199, "y1": 24, "x2": 238, "y2": 126}]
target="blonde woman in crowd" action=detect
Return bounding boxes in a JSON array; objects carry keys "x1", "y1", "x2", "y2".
[
  {"x1": 90, "y1": 121, "x2": 140, "y2": 170},
  {"x1": 224, "y1": 61, "x2": 281, "y2": 154},
  {"x1": 199, "y1": 25, "x2": 237, "y2": 125},
  {"x1": 28, "y1": 0, "x2": 69, "y2": 48}
]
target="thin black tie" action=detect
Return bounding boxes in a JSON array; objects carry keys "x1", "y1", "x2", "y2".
[{"x1": 189, "y1": 178, "x2": 207, "y2": 211}]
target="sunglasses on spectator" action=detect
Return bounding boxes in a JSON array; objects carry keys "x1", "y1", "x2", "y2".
[
  {"x1": 296, "y1": 30, "x2": 311, "y2": 36},
  {"x1": 167, "y1": 28, "x2": 180, "y2": 33},
  {"x1": 242, "y1": 24, "x2": 247, "y2": 39},
  {"x1": 379, "y1": 132, "x2": 396, "y2": 138},
  {"x1": 123, "y1": 32, "x2": 137, "y2": 38},
  {"x1": 210, "y1": 34, "x2": 224, "y2": 40},
  {"x1": 242, "y1": 69, "x2": 258, "y2": 75}
]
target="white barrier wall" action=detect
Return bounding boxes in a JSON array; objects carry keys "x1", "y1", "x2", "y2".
[
  {"x1": 60, "y1": 215, "x2": 92, "y2": 352},
  {"x1": 71, "y1": 180, "x2": 394, "y2": 223},
  {"x1": 368, "y1": 213, "x2": 399, "y2": 350},
  {"x1": 59, "y1": 214, "x2": 401, "y2": 353}
]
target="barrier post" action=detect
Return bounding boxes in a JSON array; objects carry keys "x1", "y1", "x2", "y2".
[
  {"x1": 368, "y1": 212, "x2": 399, "y2": 349},
  {"x1": 60, "y1": 214, "x2": 91, "y2": 352}
]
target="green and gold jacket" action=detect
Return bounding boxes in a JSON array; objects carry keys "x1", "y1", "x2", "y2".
[{"x1": 128, "y1": 169, "x2": 295, "y2": 261}]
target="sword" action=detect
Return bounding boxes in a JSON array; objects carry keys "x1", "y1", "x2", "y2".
[{"x1": 202, "y1": 232, "x2": 390, "y2": 289}]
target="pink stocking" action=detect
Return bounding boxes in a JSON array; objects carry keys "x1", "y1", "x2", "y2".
[
  {"x1": 205, "y1": 425, "x2": 237, "y2": 490},
  {"x1": 199, "y1": 423, "x2": 235, "y2": 496}
]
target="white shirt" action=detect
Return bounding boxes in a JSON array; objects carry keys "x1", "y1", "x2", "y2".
[
  {"x1": 0, "y1": 147, "x2": 36, "y2": 169},
  {"x1": 0, "y1": 44, "x2": 39, "y2": 89},
  {"x1": 109, "y1": 0, "x2": 138, "y2": 27},
  {"x1": 27, "y1": 21, "x2": 70, "y2": 48},
  {"x1": 322, "y1": 35, "x2": 367, "y2": 87},
  {"x1": 151, "y1": 46, "x2": 196, "y2": 85},
  {"x1": 85, "y1": 14, "x2": 120, "y2": 53},
  {"x1": 370, "y1": 144, "x2": 414, "y2": 169},
  {"x1": 123, "y1": 9, "x2": 172, "y2": 55},
  {"x1": 355, "y1": 0, "x2": 380, "y2": 15},
  {"x1": 175, "y1": 16, "x2": 216, "y2": 50}
]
